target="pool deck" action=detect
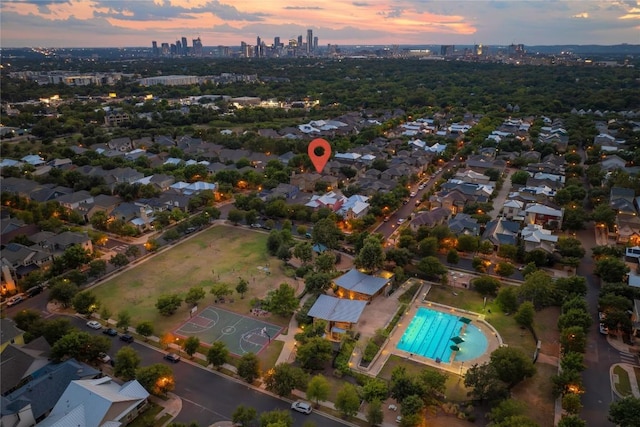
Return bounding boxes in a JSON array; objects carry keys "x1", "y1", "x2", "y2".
[{"x1": 356, "y1": 295, "x2": 503, "y2": 378}]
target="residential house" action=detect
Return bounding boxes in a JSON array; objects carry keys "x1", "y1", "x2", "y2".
[
  {"x1": 77, "y1": 194, "x2": 121, "y2": 222},
  {"x1": 601, "y1": 155, "x2": 627, "y2": 171},
  {"x1": 337, "y1": 195, "x2": 370, "y2": 220},
  {"x1": 31, "y1": 231, "x2": 93, "y2": 256},
  {"x1": 454, "y1": 169, "x2": 491, "y2": 185},
  {"x1": 54, "y1": 191, "x2": 94, "y2": 211},
  {"x1": 448, "y1": 213, "x2": 480, "y2": 236},
  {"x1": 3, "y1": 360, "x2": 99, "y2": 424},
  {"x1": 465, "y1": 155, "x2": 506, "y2": 174},
  {"x1": 36, "y1": 377, "x2": 149, "y2": 427},
  {"x1": 1, "y1": 336, "x2": 50, "y2": 395},
  {"x1": 307, "y1": 294, "x2": 367, "y2": 342},
  {"x1": 520, "y1": 224, "x2": 558, "y2": 253},
  {"x1": 1, "y1": 243, "x2": 54, "y2": 281},
  {"x1": 0, "y1": 318, "x2": 25, "y2": 353},
  {"x1": 410, "y1": 207, "x2": 451, "y2": 231},
  {"x1": 524, "y1": 203, "x2": 564, "y2": 229},
  {"x1": 20, "y1": 155, "x2": 45, "y2": 167},
  {"x1": 306, "y1": 191, "x2": 345, "y2": 212},
  {"x1": 332, "y1": 268, "x2": 391, "y2": 301},
  {"x1": 104, "y1": 111, "x2": 130, "y2": 127},
  {"x1": 107, "y1": 137, "x2": 133, "y2": 152},
  {"x1": 482, "y1": 217, "x2": 520, "y2": 249},
  {"x1": 0, "y1": 216, "x2": 39, "y2": 246},
  {"x1": 502, "y1": 200, "x2": 525, "y2": 220},
  {"x1": 291, "y1": 172, "x2": 337, "y2": 192}
]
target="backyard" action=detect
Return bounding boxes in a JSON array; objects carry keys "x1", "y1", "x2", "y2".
[{"x1": 91, "y1": 225, "x2": 299, "y2": 334}]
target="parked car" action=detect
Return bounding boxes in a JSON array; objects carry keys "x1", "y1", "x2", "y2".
[
  {"x1": 291, "y1": 400, "x2": 312, "y2": 414},
  {"x1": 418, "y1": 183, "x2": 426, "y2": 190},
  {"x1": 120, "y1": 334, "x2": 134, "y2": 343},
  {"x1": 103, "y1": 328, "x2": 118, "y2": 337},
  {"x1": 396, "y1": 218, "x2": 406, "y2": 225},
  {"x1": 164, "y1": 353, "x2": 181, "y2": 363},
  {"x1": 98, "y1": 352, "x2": 112, "y2": 364},
  {"x1": 250, "y1": 223, "x2": 262, "y2": 229},
  {"x1": 410, "y1": 191, "x2": 417, "y2": 198},
  {"x1": 25, "y1": 286, "x2": 43, "y2": 297},
  {"x1": 599, "y1": 323, "x2": 609, "y2": 335},
  {"x1": 6, "y1": 295, "x2": 24, "y2": 307},
  {"x1": 86, "y1": 320, "x2": 102, "y2": 330},
  {"x1": 598, "y1": 312, "x2": 606, "y2": 321},
  {"x1": 415, "y1": 200, "x2": 421, "y2": 207}
]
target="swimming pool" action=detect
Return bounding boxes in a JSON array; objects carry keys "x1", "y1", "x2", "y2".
[{"x1": 397, "y1": 307, "x2": 488, "y2": 363}]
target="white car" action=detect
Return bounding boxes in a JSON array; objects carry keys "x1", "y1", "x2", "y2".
[
  {"x1": 98, "y1": 352, "x2": 112, "y2": 364},
  {"x1": 599, "y1": 323, "x2": 609, "y2": 335},
  {"x1": 396, "y1": 218, "x2": 406, "y2": 225},
  {"x1": 6, "y1": 295, "x2": 24, "y2": 307},
  {"x1": 418, "y1": 184, "x2": 426, "y2": 190},
  {"x1": 409, "y1": 191, "x2": 417, "y2": 198},
  {"x1": 291, "y1": 400, "x2": 312, "y2": 414},
  {"x1": 86, "y1": 320, "x2": 102, "y2": 330}
]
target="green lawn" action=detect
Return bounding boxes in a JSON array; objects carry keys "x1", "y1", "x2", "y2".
[
  {"x1": 91, "y1": 225, "x2": 294, "y2": 334},
  {"x1": 614, "y1": 365, "x2": 632, "y2": 396}
]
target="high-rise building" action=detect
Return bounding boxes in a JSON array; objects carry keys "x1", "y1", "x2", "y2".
[
  {"x1": 161, "y1": 42, "x2": 170, "y2": 56},
  {"x1": 181, "y1": 37, "x2": 188, "y2": 55},
  {"x1": 274, "y1": 36, "x2": 280, "y2": 48},
  {"x1": 152, "y1": 41, "x2": 159, "y2": 56},
  {"x1": 474, "y1": 44, "x2": 484, "y2": 56},
  {"x1": 192, "y1": 37, "x2": 203, "y2": 56},
  {"x1": 440, "y1": 45, "x2": 454, "y2": 56},
  {"x1": 306, "y1": 29, "x2": 313, "y2": 54},
  {"x1": 297, "y1": 35, "x2": 303, "y2": 49},
  {"x1": 176, "y1": 40, "x2": 182, "y2": 55},
  {"x1": 313, "y1": 36, "x2": 318, "y2": 51}
]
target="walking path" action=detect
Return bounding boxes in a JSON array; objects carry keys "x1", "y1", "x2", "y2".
[{"x1": 489, "y1": 168, "x2": 515, "y2": 220}]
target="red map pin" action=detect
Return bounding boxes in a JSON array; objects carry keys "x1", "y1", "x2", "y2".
[{"x1": 308, "y1": 138, "x2": 331, "y2": 173}]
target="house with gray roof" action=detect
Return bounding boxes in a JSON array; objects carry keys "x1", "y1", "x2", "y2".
[
  {"x1": 482, "y1": 217, "x2": 520, "y2": 249},
  {"x1": 307, "y1": 295, "x2": 367, "y2": 342},
  {"x1": 0, "y1": 318, "x2": 25, "y2": 353},
  {"x1": 37, "y1": 377, "x2": 149, "y2": 427},
  {"x1": 1, "y1": 336, "x2": 50, "y2": 395},
  {"x1": 448, "y1": 213, "x2": 480, "y2": 236},
  {"x1": 410, "y1": 207, "x2": 452, "y2": 231},
  {"x1": 333, "y1": 269, "x2": 391, "y2": 301},
  {"x1": 1, "y1": 243, "x2": 54, "y2": 280},
  {"x1": 524, "y1": 203, "x2": 564, "y2": 229}
]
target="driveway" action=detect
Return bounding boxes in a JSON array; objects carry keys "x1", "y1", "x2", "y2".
[{"x1": 489, "y1": 168, "x2": 515, "y2": 220}]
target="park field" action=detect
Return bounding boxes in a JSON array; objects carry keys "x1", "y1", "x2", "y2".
[{"x1": 92, "y1": 225, "x2": 299, "y2": 334}]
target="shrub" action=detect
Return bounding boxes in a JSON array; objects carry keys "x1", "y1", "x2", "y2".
[{"x1": 361, "y1": 340, "x2": 381, "y2": 364}]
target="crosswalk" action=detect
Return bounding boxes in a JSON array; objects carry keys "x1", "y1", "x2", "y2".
[{"x1": 619, "y1": 351, "x2": 638, "y2": 365}]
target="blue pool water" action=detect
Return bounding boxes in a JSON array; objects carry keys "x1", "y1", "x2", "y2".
[{"x1": 397, "y1": 307, "x2": 487, "y2": 363}]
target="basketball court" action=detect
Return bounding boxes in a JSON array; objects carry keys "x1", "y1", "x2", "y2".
[{"x1": 174, "y1": 306, "x2": 282, "y2": 356}]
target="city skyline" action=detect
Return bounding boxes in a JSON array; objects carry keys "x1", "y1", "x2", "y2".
[{"x1": 0, "y1": 0, "x2": 638, "y2": 48}]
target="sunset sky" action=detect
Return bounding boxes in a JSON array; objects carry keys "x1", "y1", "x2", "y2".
[{"x1": 1, "y1": 0, "x2": 638, "y2": 48}]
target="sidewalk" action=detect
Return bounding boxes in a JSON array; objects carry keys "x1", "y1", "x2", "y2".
[
  {"x1": 149, "y1": 392, "x2": 182, "y2": 426},
  {"x1": 610, "y1": 363, "x2": 640, "y2": 399}
]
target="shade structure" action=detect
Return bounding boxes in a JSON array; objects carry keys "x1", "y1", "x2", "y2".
[
  {"x1": 450, "y1": 336, "x2": 465, "y2": 344},
  {"x1": 450, "y1": 345, "x2": 460, "y2": 351},
  {"x1": 459, "y1": 317, "x2": 472, "y2": 324}
]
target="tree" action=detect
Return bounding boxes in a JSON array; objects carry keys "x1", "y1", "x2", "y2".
[
  {"x1": 42, "y1": 317, "x2": 75, "y2": 345},
  {"x1": 50, "y1": 331, "x2": 111, "y2": 363},
  {"x1": 237, "y1": 352, "x2": 260, "y2": 383},
  {"x1": 446, "y1": 249, "x2": 459, "y2": 264},
  {"x1": 304, "y1": 272, "x2": 331, "y2": 293},
  {"x1": 400, "y1": 394, "x2": 424, "y2": 419},
  {"x1": 463, "y1": 363, "x2": 509, "y2": 402},
  {"x1": 514, "y1": 301, "x2": 535, "y2": 329},
  {"x1": 594, "y1": 256, "x2": 630, "y2": 283},
  {"x1": 72, "y1": 291, "x2": 98, "y2": 316},
  {"x1": 496, "y1": 286, "x2": 519, "y2": 313},
  {"x1": 293, "y1": 242, "x2": 313, "y2": 264},
  {"x1": 306, "y1": 374, "x2": 330, "y2": 406},
  {"x1": 366, "y1": 398, "x2": 384, "y2": 427},
  {"x1": 592, "y1": 203, "x2": 616, "y2": 229},
  {"x1": 562, "y1": 206, "x2": 588, "y2": 232},
  {"x1": 487, "y1": 399, "x2": 526, "y2": 424},
  {"x1": 232, "y1": 404, "x2": 258, "y2": 427},
  {"x1": 264, "y1": 283, "x2": 299, "y2": 316},
  {"x1": 561, "y1": 352, "x2": 586, "y2": 373},
  {"x1": 114, "y1": 346, "x2": 141, "y2": 381},
  {"x1": 335, "y1": 383, "x2": 360, "y2": 418},
  {"x1": 497, "y1": 244, "x2": 518, "y2": 260},
  {"x1": 183, "y1": 336, "x2": 200, "y2": 358},
  {"x1": 557, "y1": 309, "x2": 592, "y2": 333},
  {"x1": 556, "y1": 237, "x2": 585, "y2": 259},
  {"x1": 156, "y1": 294, "x2": 183, "y2": 316},
  {"x1": 560, "y1": 326, "x2": 587, "y2": 354},
  {"x1": 314, "y1": 251, "x2": 336, "y2": 273},
  {"x1": 210, "y1": 283, "x2": 233, "y2": 300},
  {"x1": 227, "y1": 209, "x2": 244, "y2": 225},
  {"x1": 88, "y1": 259, "x2": 107, "y2": 277},
  {"x1": 355, "y1": 235, "x2": 386, "y2": 272},
  {"x1": 60, "y1": 244, "x2": 92, "y2": 270},
  {"x1": 312, "y1": 218, "x2": 343, "y2": 249},
  {"x1": 236, "y1": 278, "x2": 249, "y2": 298},
  {"x1": 259, "y1": 410, "x2": 293, "y2": 427},
  {"x1": 264, "y1": 363, "x2": 308, "y2": 396},
  {"x1": 390, "y1": 366, "x2": 423, "y2": 403},
  {"x1": 417, "y1": 256, "x2": 447, "y2": 280},
  {"x1": 490, "y1": 346, "x2": 536, "y2": 387},
  {"x1": 109, "y1": 252, "x2": 130, "y2": 268},
  {"x1": 518, "y1": 270, "x2": 555, "y2": 308},
  {"x1": 296, "y1": 336, "x2": 333, "y2": 370},
  {"x1": 48, "y1": 280, "x2": 78, "y2": 308},
  {"x1": 496, "y1": 261, "x2": 515, "y2": 277},
  {"x1": 207, "y1": 341, "x2": 229, "y2": 369},
  {"x1": 472, "y1": 275, "x2": 501, "y2": 297},
  {"x1": 456, "y1": 235, "x2": 479, "y2": 252},
  {"x1": 185, "y1": 286, "x2": 206, "y2": 306},
  {"x1": 417, "y1": 368, "x2": 448, "y2": 403},
  {"x1": 562, "y1": 393, "x2": 583, "y2": 415},
  {"x1": 362, "y1": 378, "x2": 389, "y2": 403},
  {"x1": 136, "y1": 321, "x2": 154, "y2": 341},
  {"x1": 511, "y1": 170, "x2": 530, "y2": 185},
  {"x1": 125, "y1": 245, "x2": 140, "y2": 258},
  {"x1": 117, "y1": 310, "x2": 131, "y2": 332},
  {"x1": 608, "y1": 396, "x2": 640, "y2": 427},
  {"x1": 557, "y1": 415, "x2": 586, "y2": 427},
  {"x1": 136, "y1": 363, "x2": 175, "y2": 396}
]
